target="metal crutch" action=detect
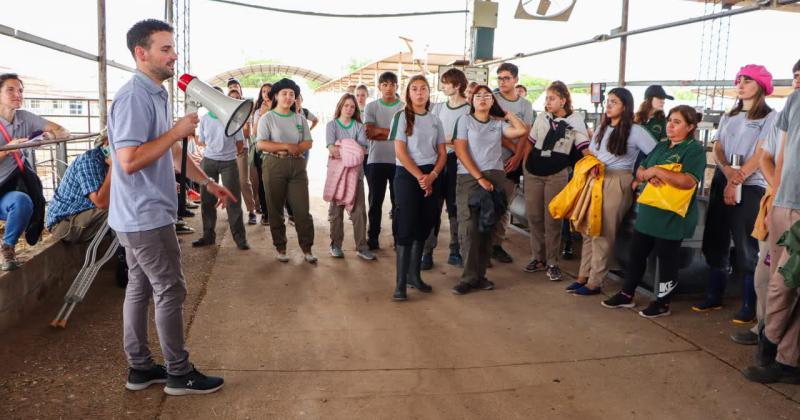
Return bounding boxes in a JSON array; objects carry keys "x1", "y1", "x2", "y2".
[{"x1": 51, "y1": 221, "x2": 119, "y2": 328}]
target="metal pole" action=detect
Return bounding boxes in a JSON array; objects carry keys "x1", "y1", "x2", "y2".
[
  {"x1": 618, "y1": 0, "x2": 629, "y2": 87},
  {"x1": 97, "y1": 0, "x2": 108, "y2": 128}
]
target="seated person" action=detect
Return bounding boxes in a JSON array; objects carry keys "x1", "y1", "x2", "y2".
[{"x1": 46, "y1": 130, "x2": 127, "y2": 285}]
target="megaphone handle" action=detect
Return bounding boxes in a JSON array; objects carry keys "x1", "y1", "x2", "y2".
[{"x1": 177, "y1": 137, "x2": 189, "y2": 217}]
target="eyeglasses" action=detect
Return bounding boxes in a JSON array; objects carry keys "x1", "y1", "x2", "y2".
[{"x1": 497, "y1": 76, "x2": 514, "y2": 82}]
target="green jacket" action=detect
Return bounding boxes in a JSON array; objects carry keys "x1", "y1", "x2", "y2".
[{"x1": 777, "y1": 219, "x2": 800, "y2": 288}]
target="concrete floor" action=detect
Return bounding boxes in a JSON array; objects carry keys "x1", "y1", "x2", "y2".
[{"x1": 155, "y1": 205, "x2": 800, "y2": 419}]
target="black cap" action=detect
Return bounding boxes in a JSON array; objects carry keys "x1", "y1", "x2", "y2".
[
  {"x1": 644, "y1": 85, "x2": 674, "y2": 100},
  {"x1": 226, "y1": 77, "x2": 240, "y2": 86},
  {"x1": 268, "y1": 78, "x2": 300, "y2": 101}
]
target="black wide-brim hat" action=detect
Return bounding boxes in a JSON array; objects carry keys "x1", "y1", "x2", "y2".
[{"x1": 269, "y1": 78, "x2": 300, "y2": 102}]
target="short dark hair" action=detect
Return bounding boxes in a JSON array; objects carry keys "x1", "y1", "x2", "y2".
[
  {"x1": 356, "y1": 84, "x2": 369, "y2": 92},
  {"x1": 793, "y1": 59, "x2": 800, "y2": 74},
  {"x1": 378, "y1": 71, "x2": 398, "y2": 85},
  {"x1": 126, "y1": 19, "x2": 173, "y2": 57},
  {"x1": 441, "y1": 68, "x2": 468, "y2": 97},
  {"x1": 497, "y1": 63, "x2": 519, "y2": 78},
  {"x1": 515, "y1": 84, "x2": 527, "y2": 94},
  {"x1": 0, "y1": 73, "x2": 22, "y2": 90}
]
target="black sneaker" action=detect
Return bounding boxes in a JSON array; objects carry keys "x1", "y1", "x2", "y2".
[
  {"x1": 491, "y1": 245, "x2": 513, "y2": 263},
  {"x1": 743, "y1": 361, "x2": 800, "y2": 384},
  {"x1": 451, "y1": 282, "x2": 473, "y2": 295},
  {"x1": 421, "y1": 253, "x2": 433, "y2": 270},
  {"x1": 639, "y1": 301, "x2": 671, "y2": 318},
  {"x1": 247, "y1": 212, "x2": 257, "y2": 225},
  {"x1": 546, "y1": 265, "x2": 563, "y2": 281},
  {"x1": 164, "y1": 367, "x2": 224, "y2": 396},
  {"x1": 175, "y1": 223, "x2": 194, "y2": 235},
  {"x1": 601, "y1": 292, "x2": 635, "y2": 309},
  {"x1": 730, "y1": 330, "x2": 758, "y2": 346},
  {"x1": 367, "y1": 238, "x2": 380, "y2": 250},
  {"x1": 125, "y1": 364, "x2": 167, "y2": 391},
  {"x1": 476, "y1": 278, "x2": 495, "y2": 290}
]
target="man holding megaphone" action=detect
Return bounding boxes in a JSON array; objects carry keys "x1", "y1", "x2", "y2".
[{"x1": 107, "y1": 19, "x2": 235, "y2": 396}]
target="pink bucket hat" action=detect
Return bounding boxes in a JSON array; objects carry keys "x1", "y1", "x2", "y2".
[{"x1": 736, "y1": 64, "x2": 774, "y2": 96}]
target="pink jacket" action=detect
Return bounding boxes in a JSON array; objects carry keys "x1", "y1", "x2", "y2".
[{"x1": 323, "y1": 138, "x2": 364, "y2": 211}]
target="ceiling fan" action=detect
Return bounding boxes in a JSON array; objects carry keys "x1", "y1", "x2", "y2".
[{"x1": 514, "y1": 0, "x2": 577, "y2": 21}]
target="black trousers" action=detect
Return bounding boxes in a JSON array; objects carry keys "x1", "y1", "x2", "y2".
[
  {"x1": 622, "y1": 230, "x2": 683, "y2": 303},
  {"x1": 393, "y1": 165, "x2": 440, "y2": 246},
  {"x1": 702, "y1": 170, "x2": 764, "y2": 275},
  {"x1": 366, "y1": 162, "x2": 397, "y2": 241},
  {"x1": 426, "y1": 153, "x2": 459, "y2": 251},
  {"x1": 253, "y1": 152, "x2": 268, "y2": 217}
]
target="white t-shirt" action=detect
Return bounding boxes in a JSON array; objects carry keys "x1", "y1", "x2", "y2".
[
  {"x1": 715, "y1": 110, "x2": 777, "y2": 188},
  {"x1": 589, "y1": 124, "x2": 657, "y2": 170},
  {"x1": 198, "y1": 113, "x2": 244, "y2": 161},
  {"x1": 390, "y1": 111, "x2": 445, "y2": 167}
]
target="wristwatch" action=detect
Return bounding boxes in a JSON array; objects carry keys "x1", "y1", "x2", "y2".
[{"x1": 198, "y1": 177, "x2": 213, "y2": 187}]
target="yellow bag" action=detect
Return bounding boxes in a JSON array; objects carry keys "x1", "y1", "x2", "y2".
[{"x1": 636, "y1": 163, "x2": 695, "y2": 217}]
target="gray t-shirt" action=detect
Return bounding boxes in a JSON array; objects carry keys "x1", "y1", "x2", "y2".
[
  {"x1": 432, "y1": 101, "x2": 471, "y2": 154},
  {"x1": 108, "y1": 71, "x2": 176, "y2": 233},
  {"x1": 364, "y1": 99, "x2": 404, "y2": 164},
  {"x1": 198, "y1": 113, "x2": 244, "y2": 161},
  {"x1": 495, "y1": 93, "x2": 534, "y2": 161},
  {"x1": 715, "y1": 110, "x2": 777, "y2": 188},
  {"x1": 390, "y1": 111, "x2": 445, "y2": 167},
  {"x1": 775, "y1": 90, "x2": 800, "y2": 209},
  {"x1": 762, "y1": 110, "x2": 784, "y2": 157},
  {"x1": 590, "y1": 124, "x2": 657, "y2": 171},
  {"x1": 325, "y1": 119, "x2": 367, "y2": 148},
  {"x1": 256, "y1": 110, "x2": 312, "y2": 144},
  {"x1": 0, "y1": 109, "x2": 45, "y2": 185},
  {"x1": 455, "y1": 115, "x2": 508, "y2": 174}
]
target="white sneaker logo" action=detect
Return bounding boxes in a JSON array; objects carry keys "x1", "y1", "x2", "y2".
[
  {"x1": 187, "y1": 380, "x2": 194, "y2": 387},
  {"x1": 658, "y1": 281, "x2": 678, "y2": 298}
]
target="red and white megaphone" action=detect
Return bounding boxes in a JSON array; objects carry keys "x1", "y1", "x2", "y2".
[{"x1": 178, "y1": 74, "x2": 253, "y2": 137}]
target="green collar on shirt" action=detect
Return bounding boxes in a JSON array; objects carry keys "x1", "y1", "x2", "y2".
[
  {"x1": 272, "y1": 110, "x2": 295, "y2": 117},
  {"x1": 207, "y1": 112, "x2": 218, "y2": 120},
  {"x1": 336, "y1": 118, "x2": 354, "y2": 129},
  {"x1": 379, "y1": 98, "x2": 401, "y2": 107}
]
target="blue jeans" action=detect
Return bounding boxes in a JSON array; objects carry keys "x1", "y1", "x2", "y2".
[{"x1": 0, "y1": 191, "x2": 33, "y2": 246}]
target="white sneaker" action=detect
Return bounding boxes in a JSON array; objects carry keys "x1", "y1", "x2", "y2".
[
  {"x1": 276, "y1": 251, "x2": 290, "y2": 262},
  {"x1": 357, "y1": 250, "x2": 376, "y2": 261},
  {"x1": 304, "y1": 253, "x2": 318, "y2": 264}
]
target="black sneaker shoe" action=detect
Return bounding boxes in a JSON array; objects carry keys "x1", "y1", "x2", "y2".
[
  {"x1": 639, "y1": 301, "x2": 671, "y2": 318},
  {"x1": 491, "y1": 245, "x2": 513, "y2": 263},
  {"x1": 178, "y1": 209, "x2": 195, "y2": 218},
  {"x1": 476, "y1": 278, "x2": 495, "y2": 290},
  {"x1": 367, "y1": 238, "x2": 380, "y2": 251},
  {"x1": 192, "y1": 237, "x2": 214, "y2": 247},
  {"x1": 601, "y1": 292, "x2": 635, "y2": 309},
  {"x1": 260, "y1": 216, "x2": 269, "y2": 226},
  {"x1": 743, "y1": 361, "x2": 800, "y2": 384},
  {"x1": 125, "y1": 364, "x2": 167, "y2": 391},
  {"x1": 546, "y1": 265, "x2": 563, "y2": 281},
  {"x1": 451, "y1": 282, "x2": 473, "y2": 295},
  {"x1": 730, "y1": 330, "x2": 758, "y2": 346},
  {"x1": 175, "y1": 223, "x2": 194, "y2": 235},
  {"x1": 164, "y1": 367, "x2": 224, "y2": 396},
  {"x1": 561, "y1": 243, "x2": 574, "y2": 260},
  {"x1": 247, "y1": 212, "x2": 257, "y2": 225}
]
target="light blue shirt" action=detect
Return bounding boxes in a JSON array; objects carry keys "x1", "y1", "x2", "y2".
[
  {"x1": 389, "y1": 111, "x2": 445, "y2": 167},
  {"x1": 0, "y1": 109, "x2": 45, "y2": 184},
  {"x1": 775, "y1": 90, "x2": 800, "y2": 209},
  {"x1": 108, "y1": 71, "x2": 177, "y2": 233},
  {"x1": 198, "y1": 113, "x2": 244, "y2": 161}
]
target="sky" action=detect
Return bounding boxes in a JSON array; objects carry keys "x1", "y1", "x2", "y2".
[{"x1": 4, "y1": 0, "x2": 800, "y2": 99}]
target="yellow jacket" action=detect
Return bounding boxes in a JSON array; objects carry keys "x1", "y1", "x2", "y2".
[
  {"x1": 752, "y1": 187, "x2": 774, "y2": 241},
  {"x1": 549, "y1": 155, "x2": 605, "y2": 237}
]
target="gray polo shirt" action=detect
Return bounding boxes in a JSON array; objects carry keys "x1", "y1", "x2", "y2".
[
  {"x1": 390, "y1": 111, "x2": 445, "y2": 167},
  {"x1": 432, "y1": 101, "x2": 471, "y2": 154},
  {"x1": 198, "y1": 113, "x2": 244, "y2": 161},
  {"x1": 714, "y1": 110, "x2": 777, "y2": 188},
  {"x1": 495, "y1": 93, "x2": 534, "y2": 161},
  {"x1": 256, "y1": 110, "x2": 311, "y2": 144},
  {"x1": 762, "y1": 110, "x2": 784, "y2": 157},
  {"x1": 0, "y1": 110, "x2": 44, "y2": 185},
  {"x1": 590, "y1": 124, "x2": 657, "y2": 171},
  {"x1": 364, "y1": 99, "x2": 404, "y2": 164},
  {"x1": 454, "y1": 115, "x2": 508, "y2": 174},
  {"x1": 325, "y1": 119, "x2": 367, "y2": 148},
  {"x1": 108, "y1": 70, "x2": 176, "y2": 233},
  {"x1": 775, "y1": 90, "x2": 800, "y2": 209}
]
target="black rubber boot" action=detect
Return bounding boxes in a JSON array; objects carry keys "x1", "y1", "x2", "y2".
[
  {"x1": 692, "y1": 268, "x2": 727, "y2": 312},
  {"x1": 756, "y1": 322, "x2": 778, "y2": 367},
  {"x1": 407, "y1": 241, "x2": 432, "y2": 293},
  {"x1": 393, "y1": 245, "x2": 410, "y2": 301}
]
